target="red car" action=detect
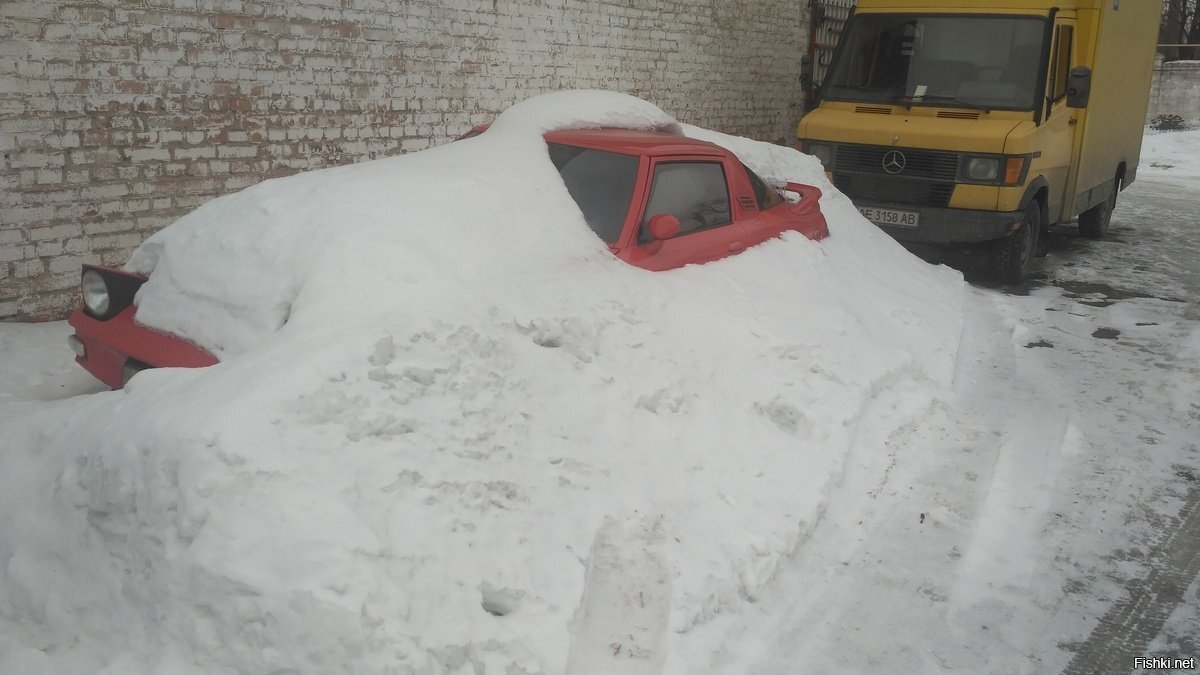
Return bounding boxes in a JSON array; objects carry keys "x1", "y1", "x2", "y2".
[{"x1": 68, "y1": 128, "x2": 828, "y2": 389}]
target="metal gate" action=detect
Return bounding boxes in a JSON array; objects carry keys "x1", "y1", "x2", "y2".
[{"x1": 804, "y1": 0, "x2": 856, "y2": 110}]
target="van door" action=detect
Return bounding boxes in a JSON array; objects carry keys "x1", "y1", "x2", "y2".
[{"x1": 1039, "y1": 17, "x2": 1078, "y2": 222}]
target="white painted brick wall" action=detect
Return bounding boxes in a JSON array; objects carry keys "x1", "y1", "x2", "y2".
[
  {"x1": 1147, "y1": 58, "x2": 1200, "y2": 121},
  {"x1": 0, "y1": 0, "x2": 811, "y2": 320}
]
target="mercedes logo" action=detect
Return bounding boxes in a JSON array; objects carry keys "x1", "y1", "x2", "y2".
[{"x1": 882, "y1": 150, "x2": 906, "y2": 175}]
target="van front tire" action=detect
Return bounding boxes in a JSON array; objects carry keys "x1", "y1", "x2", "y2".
[
  {"x1": 990, "y1": 201, "x2": 1040, "y2": 284},
  {"x1": 1079, "y1": 177, "x2": 1119, "y2": 239}
]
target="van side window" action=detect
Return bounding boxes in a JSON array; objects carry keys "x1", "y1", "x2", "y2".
[{"x1": 1049, "y1": 25, "x2": 1074, "y2": 103}]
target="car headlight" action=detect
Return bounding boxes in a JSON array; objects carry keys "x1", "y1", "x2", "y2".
[
  {"x1": 804, "y1": 142, "x2": 834, "y2": 170},
  {"x1": 965, "y1": 157, "x2": 1000, "y2": 182},
  {"x1": 81, "y1": 269, "x2": 110, "y2": 316}
]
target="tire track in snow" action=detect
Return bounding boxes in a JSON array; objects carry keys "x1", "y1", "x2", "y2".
[
  {"x1": 1055, "y1": 174, "x2": 1200, "y2": 674},
  {"x1": 1061, "y1": 479, "x2": 1200, "y2": 675}
]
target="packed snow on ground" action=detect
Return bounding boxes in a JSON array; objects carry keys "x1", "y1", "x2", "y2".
[
  {"x1": 0, "y1": 91, "x2": 964, "y2": 674},
  {"x1": 1140, "y1": 126, "x2": 1200, "y2": 178}
]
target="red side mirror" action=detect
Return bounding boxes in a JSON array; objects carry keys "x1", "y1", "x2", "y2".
[{"x1": 647, "y1": 213, "x2": 681, "y2": 240}]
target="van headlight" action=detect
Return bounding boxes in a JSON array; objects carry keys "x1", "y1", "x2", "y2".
[
  {"x1": 81, "y1": 269, "x2": 111, "y2": 316},
  {"x1": 803, "y1": 142, "x2": 834, "y2": 170},
  {"x1": 960, "y1": 155, "x2": 1030, "y2": 186},
  {"x1": 965, "y1": 157, "x2": 1000, "y2": 182}
]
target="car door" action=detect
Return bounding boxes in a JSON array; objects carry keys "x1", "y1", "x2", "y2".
[{"x1": 624, "y1": 158, "x2": 749, "y2": 271}]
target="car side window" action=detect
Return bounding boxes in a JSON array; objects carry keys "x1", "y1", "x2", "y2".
[
  {"x1": 548, "y1": 142, "x2": 640, "y2": 244},
  {"x1": 743, "y1": 163, "x2": 783, "y2": 210},
  {"x1": 640, "y1": 162, "x2": 731, "y2": 240}
]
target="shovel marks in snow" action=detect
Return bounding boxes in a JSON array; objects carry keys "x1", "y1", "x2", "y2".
[{"x1": 567, "y1": 515, "x2": 671, "y2": 675}]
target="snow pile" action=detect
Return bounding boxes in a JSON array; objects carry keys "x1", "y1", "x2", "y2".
[
  {"x1": 0, "y1": 323, "x2": 105, "y2": 405},
  {"x1": 0, "y1": 91, "x2": 964, "y2": 674},
  {"x1": 125, "y1": 91, "x2": 680, "y2": 358}
]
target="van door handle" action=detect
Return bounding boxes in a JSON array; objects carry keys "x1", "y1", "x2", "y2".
[
  {"x1": 1069, "y1": 117, "x2": 1078, "y2": 126},
  {"x1": 729, "y1": 241, "x2": 745, "y2": 252}
]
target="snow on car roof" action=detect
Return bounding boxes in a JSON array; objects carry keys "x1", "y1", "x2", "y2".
[
  {"x1": 124, "y1": 92, "x2": 732, "y2": 358},
  {"x1": 463, "y1": 124, "x2": 727, "y2": 157}
]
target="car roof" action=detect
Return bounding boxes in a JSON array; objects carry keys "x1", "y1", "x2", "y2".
[
  {"x1": 544, "y1": 128, "x2": 727, "y2": 157},
  {"x1": 463, "y1": 124, "x2": 729, "y2": 158}
]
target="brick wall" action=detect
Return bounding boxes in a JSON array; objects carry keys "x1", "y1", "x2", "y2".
[{"x1": 0, "y1": 0, "x2": 810, "y2": 320}]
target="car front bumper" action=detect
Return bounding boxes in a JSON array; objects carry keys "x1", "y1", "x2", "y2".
[
  {"x1": 861, "y1": 202, "x2": 1025, "y2": 245},
  {"x1": 67, "y1": 307, "x2": 218, "y2": 389}
]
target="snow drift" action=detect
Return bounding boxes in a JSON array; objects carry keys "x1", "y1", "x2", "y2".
[{"x1": 0, "y1": 91, "x2": 965, "y2": 674}]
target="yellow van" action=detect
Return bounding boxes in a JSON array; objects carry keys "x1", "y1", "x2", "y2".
[{"x1": 798, "y1": 0, "x2": 1161, "y2": 281}]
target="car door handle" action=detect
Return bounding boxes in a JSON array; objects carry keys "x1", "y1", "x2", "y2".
[{"x1": 728, "y1": 241, "x2": 745, "y2": 253}]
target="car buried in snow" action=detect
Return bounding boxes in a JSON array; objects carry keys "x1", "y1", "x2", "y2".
[{"x1": 67, "y1": 127, "x2": 829, "y2": 389}]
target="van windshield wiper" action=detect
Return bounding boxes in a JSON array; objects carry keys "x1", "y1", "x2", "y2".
[{"x1": 897, "y1": 94, "x2": 994, "y2": 113}]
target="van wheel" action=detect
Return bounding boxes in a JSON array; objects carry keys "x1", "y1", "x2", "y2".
[
  {"x1": 990, "y1": 201, "x2": 1040, "y2": 284},
  {"x1": 1079, "y1": 177, "x2": 1119, "y2": 239}
]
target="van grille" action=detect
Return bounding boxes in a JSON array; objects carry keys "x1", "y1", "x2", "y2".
[
  {"x1": 835, "y1": 145, "x2": 959, "y2": 181},
  {"x1": 833, "y1": 174, "x2": 955, "y2": 208},
  {"x1": 854, "y1": 106, "x2": 893, "y2": 115}
]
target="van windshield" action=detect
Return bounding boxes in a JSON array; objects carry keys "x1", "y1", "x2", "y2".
[{"x1": 824, "y1": 14, "x2": 1047, "y2": 111}]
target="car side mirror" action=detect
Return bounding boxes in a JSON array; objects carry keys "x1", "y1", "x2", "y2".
[
  {"x1": 784, "y1": 182, "x2": 809, "y2": 197},
  {"x1": 1066, "y1": 66, "x2": 1092, "y2": 109},
  {"x1": 647, "y1": 213, "x2": 681, "y2": 240}
]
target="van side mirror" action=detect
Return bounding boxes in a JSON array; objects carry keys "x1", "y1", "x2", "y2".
[
  {"x1": 1066, "y1": 66, "x2": 1092, "y2": 108},
  {"x1": 800, "y1": 54, "x2": 814, "y2": 88},
  {"x1": 801, "y1": 54, "x2": 822, "y2": 111}
]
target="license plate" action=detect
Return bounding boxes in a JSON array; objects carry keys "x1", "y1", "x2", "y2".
[{"x1": 858, "y1": 206, "x2": 920, "y2": 228}]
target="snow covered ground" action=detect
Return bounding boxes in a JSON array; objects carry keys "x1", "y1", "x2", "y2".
[
  {"x1": 1141, "y1": 127, "x2": 1200, "y2": 179},
  {"x1": 691, "y1": 129, "x2": 1200, "y2": 674},
  {"x1": 0, "y1": 101, "x2": 1196, "y2": 674}
]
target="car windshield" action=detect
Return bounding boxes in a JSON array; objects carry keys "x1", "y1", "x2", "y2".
[
  {"x1": 547, "y1": 143, "x2": 639, "y2": 244},
  {"x1": 824, "y1": 14, "x2": 1047, "y2": 111}
]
